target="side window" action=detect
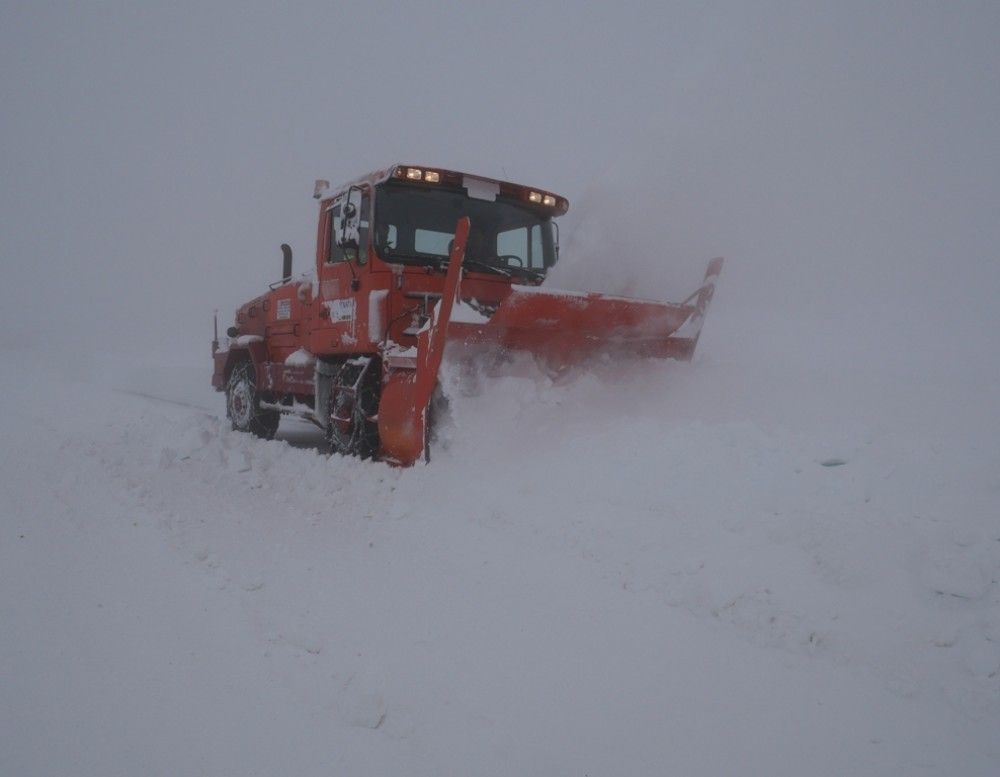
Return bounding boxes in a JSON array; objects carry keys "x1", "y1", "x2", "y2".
[
  {"x1": 327, "y1": 203, "x2": 344, "y2": 263},
  {"x1": 357, "y1": 193, "x2": 370, "y2": 262},
  {"x1": 327, "y1": 191, "x2": 371, "y2": 263},
  {"x1": 530, "y1": 224, "x2": 545, "y2": 268},
  {"x1": 373, "y1": 222, "x2": 398, "y2": 257}
]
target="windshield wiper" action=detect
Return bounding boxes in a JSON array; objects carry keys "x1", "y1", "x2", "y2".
[
  {"x1": 462, "y1": 258, "x2": 512, "y2": 278},
  {"x1": 381, "y1": 249, "x2": 441, "y2": 266},
  {"x1": 441, "y1": 256, "x2": 547, "y2": 282},
  {"x1": 506, "y1": 265, "x2": 546, "y2": 282},
  {"x1": 382, "y1": 248, "x2": 543, "y2": 281},
  {"x1": 429, "y1": 255, "x2": 511, "y2": 278}
]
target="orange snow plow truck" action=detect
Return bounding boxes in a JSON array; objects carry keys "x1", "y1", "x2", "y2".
[{"x1": 212, "y1": 164, "x2": 723, "y2": 465}]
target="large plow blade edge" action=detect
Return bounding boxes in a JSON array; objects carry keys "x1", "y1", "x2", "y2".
[{"x1": 449, "y1": 256, "x2": 724, "y2": 368}]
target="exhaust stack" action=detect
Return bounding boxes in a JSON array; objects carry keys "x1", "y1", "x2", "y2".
[{"x1": 280, "y1": 243, "x2": 292, "y2": 283}]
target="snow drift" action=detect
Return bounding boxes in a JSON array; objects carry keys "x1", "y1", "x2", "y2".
[{"x1": 2, "y1": 342, "x2": 998, "y2": 775}]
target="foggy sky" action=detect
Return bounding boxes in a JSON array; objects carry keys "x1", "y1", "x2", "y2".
[{"x1": 2, "y1": 1, "x2": 998, "y2": 376}]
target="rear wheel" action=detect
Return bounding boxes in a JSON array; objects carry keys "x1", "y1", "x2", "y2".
[{"x1": 226, "y1": 362, "x2": 279, "y2": 439}]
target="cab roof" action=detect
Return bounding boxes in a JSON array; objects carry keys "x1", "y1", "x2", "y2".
[{"x1": 316, "y1": 164, "x2": 569, "y2": 215}]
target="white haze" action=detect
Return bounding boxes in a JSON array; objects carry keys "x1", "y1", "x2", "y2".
[
  {"x1": 3, "y1": 2, "x2": 1000, "y2": 775},
  {"x1": 2, "y1": 1, "x2": 998, "y2": 379}
]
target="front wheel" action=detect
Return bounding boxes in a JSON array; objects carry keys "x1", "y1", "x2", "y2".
[
  {"x1": 226, "y1": 362, "x2": 279, "y2": 439},
  {"x1": 325, "y1": 359, "x2": 380, "y2": 458}
]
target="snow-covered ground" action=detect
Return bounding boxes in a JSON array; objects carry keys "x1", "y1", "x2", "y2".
[
  {"x1": 5, "y1": 2, "x2": 1000, "y2": 773},
  {"x1": 2, "y1": 329, "x2": 998, "y2": 775}
]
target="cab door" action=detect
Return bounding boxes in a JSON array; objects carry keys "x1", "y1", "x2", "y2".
[{"x1": 311, "y1": 188, "x2": 371, "y2": 355}]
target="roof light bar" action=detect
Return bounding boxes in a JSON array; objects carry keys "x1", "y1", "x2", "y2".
[
  {"x1": 390, "y1": 167, "x2": 563, "y2": 210},
  {"x1": 528, "y1": 190, "x2": 559, "y2": 207},
  {"x1": 396, "y1": 166, "x2": 442, "y2": 183}
]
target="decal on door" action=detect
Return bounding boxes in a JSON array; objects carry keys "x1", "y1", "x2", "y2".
[{"x1": 325, "y1": 297, "x2": 356, "y2": 323}]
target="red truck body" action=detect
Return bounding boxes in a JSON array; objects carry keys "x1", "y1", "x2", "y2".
[{"x1": 212, "y1": 164, "x2": 722, "y2": 465}]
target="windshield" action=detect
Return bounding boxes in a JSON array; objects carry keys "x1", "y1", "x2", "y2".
[{"x1": 373, "y1": 183, "x2": 557, "y2": 274}]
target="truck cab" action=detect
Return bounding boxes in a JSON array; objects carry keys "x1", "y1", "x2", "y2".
[{"x1": 309, "y1": 164, "x2": 567, "y2": 359}]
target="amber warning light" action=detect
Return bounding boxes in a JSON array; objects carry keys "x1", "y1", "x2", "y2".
[
  {"x1": 395, "y1": 167, "x2": 565, "y2": 211},
  {"x1": 397, "y1": 166, "x2": 443, "y2": 183}
]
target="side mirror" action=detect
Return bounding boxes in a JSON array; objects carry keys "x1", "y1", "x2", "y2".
[{"x1": 336, "y1": 185, "x2": 363, "y2": 251}]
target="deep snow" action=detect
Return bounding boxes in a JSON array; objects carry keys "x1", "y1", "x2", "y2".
[
  {"x1": 4, "y1": 2, "x2": 1000, "y2": 774},
  {"x1": 2, "y1": 334, "x2": 998, "y2": 775}
]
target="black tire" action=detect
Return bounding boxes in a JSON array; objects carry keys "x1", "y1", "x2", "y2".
[
  {"x1": 325, "y1": 359, "x2": 380, "y2": 458},
  {"x1": 226, "y1": 361, "x2": 280, "y2": 439}
]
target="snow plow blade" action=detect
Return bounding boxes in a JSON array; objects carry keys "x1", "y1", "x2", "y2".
[
  {"x1": 449, "y1": 256, "x2": 724, "y2": 367},
  {"x1": 379, "y1": 240, "x2": 722, "y2": 466}
]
